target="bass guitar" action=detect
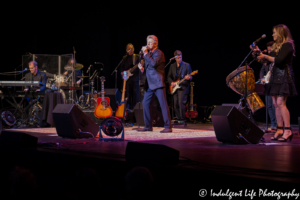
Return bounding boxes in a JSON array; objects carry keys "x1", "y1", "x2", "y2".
[
  {"x1": 169, "y1": 70, "x2": 198, "y2": 95},
  {"x1": 122, "y1": 59, "x2": 145, "y2": 81},
  {"x1": 186, "y1": 82, "x2": 198, "y2": 119},
  {"x1": 115, "y1": 71, "x2": 128, "y2": 119},
  {"x1": 94, "y1": 76, "x2": 113, "y2": 118}
]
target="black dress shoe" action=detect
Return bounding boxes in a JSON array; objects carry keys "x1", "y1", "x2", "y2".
[
  {"x1": 136, "y1": 127, "x2": 153, "y2": 132},
  {"x1": 160, "y1": 128, "x2": 172, "y2": 133}
]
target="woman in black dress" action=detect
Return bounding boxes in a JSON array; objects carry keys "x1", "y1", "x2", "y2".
[{"x1": 257, "y1": 24, "x2": 297, "y2": 142}]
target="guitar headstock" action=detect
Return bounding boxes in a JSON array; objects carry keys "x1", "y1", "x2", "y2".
[
  {"x1": 100, "y1": 76, "x2": 105, "y2": 83},
  {"x1": 123, "y1": 71, "x2": 127, "y2": 81},
  {"x1": 190, "y1": 70, "x2": 198, "y2": 76}
]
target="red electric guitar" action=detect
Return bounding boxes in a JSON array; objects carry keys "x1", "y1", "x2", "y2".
[
  {"x1": 186, "y1": 82, "x2": 198, "y2": 119},
  {"x1": 94, "y1": 76, "x2": 113, "y2": 118}
]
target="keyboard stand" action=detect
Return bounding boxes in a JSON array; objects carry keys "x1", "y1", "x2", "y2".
[{"x1": 3, "y1": 88, "x2": 28, "y2": 119}]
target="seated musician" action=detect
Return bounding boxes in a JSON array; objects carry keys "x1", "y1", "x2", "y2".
[
  {"x1": 61, "y1": 58, "x2": 82, "y2": 103},
  {"x1": 24, "y1": 61, "x2": 47, "y2": 93},
  {"x1": 167, "y1": 50, "x2": 192, "y2": 124}
]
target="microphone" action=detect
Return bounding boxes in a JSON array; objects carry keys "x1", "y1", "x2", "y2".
[
  {"x1": 169, "y1": 56, "x2": 178, "y2": 60},
  {"x1": 86, "y1": 65, "x2": 92, "y2": 73},
  {"x1": 127, "y1": 49, "x2": 132, "y2": 54},
  {"x1": 253, "y1": 34, "x2": 266, "y2": 45},
  {"x1": 19, "y1": 68, "x2": 28, "y2": 74}
]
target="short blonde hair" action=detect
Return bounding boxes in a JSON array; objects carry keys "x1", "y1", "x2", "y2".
[{"x1": 147, "y1": 35, "x2": 158, "y2": 46}]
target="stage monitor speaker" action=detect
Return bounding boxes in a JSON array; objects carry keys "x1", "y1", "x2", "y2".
[
  {"x1": 52, "y1": 104, "x2": 99, "y2": 138},
  {"x1": 298, "y1": 117, "x2": 300, "y2": 135},
  {"x1": 134, "y1": 102, "x2": 164, "y2": 127},
  {"x1": 125, "y1": 142, "x2": 179, "y2": 165},
  {"x1": 211, "y1": 106, "x2": 264, "y2": 144},
  {"x1": 0, "y1": 130, "x2": 38, "y2": 148}
]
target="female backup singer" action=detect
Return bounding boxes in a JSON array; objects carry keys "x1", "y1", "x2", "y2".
[{"x1": 257, "y1": 24, "x2": 297, "y2": 142}]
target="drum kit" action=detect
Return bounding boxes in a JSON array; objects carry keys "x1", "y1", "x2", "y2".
[{"x1": 45, "y1": 63, "x2": 98, "y2": 110}]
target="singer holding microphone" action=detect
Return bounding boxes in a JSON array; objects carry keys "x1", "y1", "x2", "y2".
[
  {"x1": 137, "y1": 35, "x2": 172, "y2": 133},
  {"x1": 167, "y1": 50, "x2": 192, "y2": 124},
  {"x1": 256, "y1": 24, "x2": 297, "y2": 142}
]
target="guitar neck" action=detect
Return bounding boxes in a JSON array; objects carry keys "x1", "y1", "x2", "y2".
[
  {"x1": 101, "y1": 81, "x2": 105, "y2": 100},
  {"x1": 190, "y1": 85, "x2": 193, "y2": 105},
  {"x1": 178, "y1": 72, "x2": 193, "y2": 85},
  {"x1": 121, "y1": 79, "x2": 126, "y2": 102}
]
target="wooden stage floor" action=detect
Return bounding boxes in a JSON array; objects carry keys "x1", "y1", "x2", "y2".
[{"x1": 1, "y1": 122, "x2": 300, "y2": 199}]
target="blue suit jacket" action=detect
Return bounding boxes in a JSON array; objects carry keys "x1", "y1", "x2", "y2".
[{"x1": 143, "y1": 48, "x2": 165, "y2": 90}]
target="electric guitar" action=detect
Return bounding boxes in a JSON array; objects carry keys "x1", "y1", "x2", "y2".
[
  {"x1": 115, "y1": 71, "x2": 128, "y2": 119},
  {"x1": 122, "y1": 59, "x2": 145, "y2": 81},
  {"x1": 186, "y1": 82, "x2": 198, "y2": 119},
  {"x1": 94, "y1": 76, "x2": 113, "y2": 118},
  {"x1": 169, "y1": 70, "x2": 198, "y2": 95}
]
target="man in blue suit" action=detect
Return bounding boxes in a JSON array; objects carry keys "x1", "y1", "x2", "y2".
[{"x1": 137, "y1": 35, "x2": 172, "y2": 133}]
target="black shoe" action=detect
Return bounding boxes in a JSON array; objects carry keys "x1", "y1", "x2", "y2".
[
  {"x1": 160, "y1": 128, "x2": 172, "y2": 133},
  {"x1": 278, "y1": 127, "x2": 293, "y2": 142},
  {"x1": 136, "y1": 127, "x2": 153, "y2": 132}
]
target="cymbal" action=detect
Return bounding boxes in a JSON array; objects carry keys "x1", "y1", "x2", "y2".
[
  {"x1": 77, "y1": 76, "x2": 88, "y2": 78},
  {"x1": 74, "y1": 63, "x2": 83, "y2": 70},
  {"x1": 64, "y1": 63, "x2": 84, "y2": 71}
]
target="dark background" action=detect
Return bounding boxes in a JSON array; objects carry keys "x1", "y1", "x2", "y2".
[{"x1": 1, "y1": 4, "x2": 299, "y2": 124}]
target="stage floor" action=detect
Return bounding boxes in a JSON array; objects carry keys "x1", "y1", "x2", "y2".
[{"x1": 2, "y1": 122, "x2": 300, "y2": 199}]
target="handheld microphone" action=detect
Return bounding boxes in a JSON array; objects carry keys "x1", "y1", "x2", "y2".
[
  {"x1": 253, "y1": 34, "x2": 266, "y2": 45},
  {"x1": 86, "y1": 65, "x2": 92, "y2": 73},
  {"x1": 169, "y1": 56, "x2": 178, "y2": 60},
  {"x1": 19, "y1": 68, "x2": 28, "y2": 74}
]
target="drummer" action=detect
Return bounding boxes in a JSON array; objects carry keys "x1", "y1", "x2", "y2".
[
  {"x1": 63, "y1": 58, "x2": 82, "y2": 86},
  {"x1": 61, "y1": 58, "x2": 83, "y2": 103}
]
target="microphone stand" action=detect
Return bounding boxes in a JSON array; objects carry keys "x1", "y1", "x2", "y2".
[
  {"x1": 111, "y1": 55, "x2": 127, "y2": 89},
  {"x1": 236, "y1": 44, "x2": 257, "y2": 123}
]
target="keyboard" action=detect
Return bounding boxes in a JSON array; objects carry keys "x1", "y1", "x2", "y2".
[{"x1": 0, "y1": 81, "x2": 44, "y2": 87}]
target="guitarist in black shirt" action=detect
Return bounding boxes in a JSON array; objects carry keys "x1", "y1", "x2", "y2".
[
  {"x1": 120, "y1": 43, "x2": 145, "y2": 123},
  {"x1": 167, "y1": 50, "x2": 192, "y2": 123}
]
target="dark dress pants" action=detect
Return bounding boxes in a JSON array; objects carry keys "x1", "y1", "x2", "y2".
[
  {"x1": 143, "y1": 87, "x2": 172, "y2": 129},
  {"x1": 173, "y1": 89, "x2": 188, "y2": 120}
]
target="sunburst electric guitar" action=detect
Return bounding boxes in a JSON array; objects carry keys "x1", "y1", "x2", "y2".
[
  {"x1": 115, "y1": 71, "x2": 128, "y2": 119},
  {"x1": 169, "y1": 70, "x2": 198, "y2": 95},
  {"x1": 186, "y1": 82, "x2": 198, "y2": 119},
  {"x1": 94, "y1": 76, "x2": 113, "y2": 118}
]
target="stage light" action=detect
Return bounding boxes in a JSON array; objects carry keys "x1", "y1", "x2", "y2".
[{"x1": 99, "y1": 116, "x2": 124, "y2": 141}]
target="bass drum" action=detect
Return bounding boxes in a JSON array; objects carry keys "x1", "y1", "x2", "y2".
[{"x1": 226, "y1": 66, "x2": 265, "y2": 114}]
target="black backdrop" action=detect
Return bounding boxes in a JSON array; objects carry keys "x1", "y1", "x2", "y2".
[{"x1": 2, "y1": 4, "x2": 299, "y2": 124}]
